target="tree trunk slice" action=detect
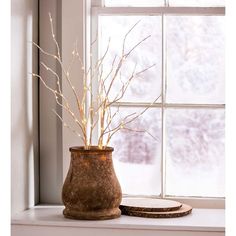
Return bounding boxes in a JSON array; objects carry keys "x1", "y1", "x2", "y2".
[
  {"x1": 120, "y1": 198, "x2": 182, "y2": 212},
  {"x1": 121, "y1": 203, "x2": 192, "y2": 218}
]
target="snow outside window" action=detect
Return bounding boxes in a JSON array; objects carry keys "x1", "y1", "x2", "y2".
[{"x1": 94, "y1": 3, "x2": 225, "y2": 199}]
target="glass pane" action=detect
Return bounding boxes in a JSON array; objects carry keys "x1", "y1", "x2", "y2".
[
  {"x1": 166, "y1": 16, "x2": 225, "y2": 104},
  {"x1": 166, "y1": 109, "x2": 225, "y2": 197},
  {"x1": 169, "y1": 0, "x2": 225, "y2": 7},
  {"x1": 105, "y1": 0, "x2": 165, "y2": 7},
  {"x1": 99, "y1": 16, "x2": 162, "y2": 103},
  {"x1": 107, "y1": 107, "x2": 162, "y2": 195}
]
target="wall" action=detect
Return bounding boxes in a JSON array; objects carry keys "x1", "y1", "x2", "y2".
[
  {"x1": 11, "y1": 0, "x2": 93, "y2": 207},
  {"x1": 11, "y1": 0, "x2": 39, "y2": 215},
  {"x1": 12, "y1": 0, "x2": 85, "y2": 206}
]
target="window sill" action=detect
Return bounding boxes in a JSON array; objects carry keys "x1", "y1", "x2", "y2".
[{"x1": 11, "y1": 205, "x2": 225, "y2": 236}]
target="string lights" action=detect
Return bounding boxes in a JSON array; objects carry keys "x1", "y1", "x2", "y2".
[{"x1": 32, "y1": 13, "x2": 160, "y2": 150}]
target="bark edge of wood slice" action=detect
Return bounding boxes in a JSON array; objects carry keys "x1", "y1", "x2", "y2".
[{"x1": 121, "y1": 203, "x2": 193, "y2": 218}]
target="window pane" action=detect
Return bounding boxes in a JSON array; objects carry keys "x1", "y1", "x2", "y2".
[
  {"x1": 166, "y1": 109, "x2": 225, "y2": 197},
  {"x1": 99, "y1": 16, "x2": 162, "y2": 103},
  {"x1": 105, "y1": 0, "x2": 165, "y2": 7},
  {"x1": 169, "y1": 0, "x2": 225, "y2": 7},
  {"x1": 166, "y1": 16, "x2": 225, "y2": 104},
  {"x1": 108, "y1": 107, "x2": 162, "y2": 195}
]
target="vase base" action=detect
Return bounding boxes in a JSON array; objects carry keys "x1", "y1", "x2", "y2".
[{"x1": 63, "y1": 207, "x2": 121, "y2": 220}]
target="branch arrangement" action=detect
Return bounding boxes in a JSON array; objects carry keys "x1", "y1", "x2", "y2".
[{"x1": 32, "y1": 13, "x2": 160, "y2": 150}]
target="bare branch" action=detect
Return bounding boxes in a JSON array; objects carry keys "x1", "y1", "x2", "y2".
[
  {"x1": 104, "y1": 94, "x2": 161, "y2": 145},
  {"x1": 122, "y1": 20, "x2": 141, "y2": 55},
  {"x1": 52, "y1": 109, "x2": 84, "y2": 142},
  {"x1": 31, "y1": 73, "x2": 87, "y2": 142},
  {"x1": 49, "y1": 13, "x2": 61, "y2": 60},
  {"x1": 40, "y1": 62, "x2": 62, "y2": 93},
  {"x1": 33, "y1": 15, "x2": 160, "y2": 149},
  {"x1": 122, "y1": 127, "x2": 159, "y2": 142}
]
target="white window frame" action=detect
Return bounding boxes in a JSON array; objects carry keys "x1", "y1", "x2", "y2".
[
  {"x1": 39, "y1": 0, "x2": 225, "y2": 208},
  {"x1": 90, "y1": 1, "x2": 225, "y2": 208}
]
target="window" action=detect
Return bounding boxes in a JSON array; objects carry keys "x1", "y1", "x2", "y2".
[{"x1": 91, "y1": 0, "x2": 225, "y2": 199}]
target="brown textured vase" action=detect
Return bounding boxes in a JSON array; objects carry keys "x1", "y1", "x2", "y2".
[{"x1": 62, "y1": 146, "x2": 122, "y2": 220}]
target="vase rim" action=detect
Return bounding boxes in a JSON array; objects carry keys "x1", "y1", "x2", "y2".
[{"x1": 69, "y1": 146, "x2": 114, "y2": 152}]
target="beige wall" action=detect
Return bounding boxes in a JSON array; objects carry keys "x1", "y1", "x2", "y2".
[
  {"x1": 11, "y1": 0, "x2": 89, "y2": 207},
  {"x1": 11, "y1": 0, "x2": 39, "y2": 215}
]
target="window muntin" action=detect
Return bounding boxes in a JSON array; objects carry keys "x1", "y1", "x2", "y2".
[
  {"x1": 94, "y1": 4, "x2": 225, "y2": 198},
  {"x1": 104, "y1": 0, "x2": 225, "y2": 7},
  {"x1": 105, "y1": 0, "x2": 165, "y2": 7},
  {"x1": 168, "y1": 0, "x2": 225, "y2": 7}
]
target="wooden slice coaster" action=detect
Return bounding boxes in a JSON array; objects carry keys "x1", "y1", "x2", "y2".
[
  {"x1": 120, "y1": 198, "x2": 182, "y2": 212},
  {"x1": 121, "y1": 203, "x2": 192, "y2": 218}
]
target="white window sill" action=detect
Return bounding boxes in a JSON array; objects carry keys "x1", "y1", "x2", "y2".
[{"x1": 11, "y1": 205, "x2": 225, "y2": 236}]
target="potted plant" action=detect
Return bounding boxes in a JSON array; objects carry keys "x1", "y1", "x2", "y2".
[{"x1": 32, "y1": 14, "x2": 159, "y2": 220}]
